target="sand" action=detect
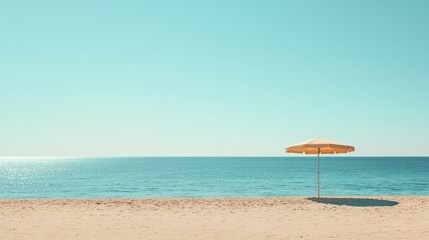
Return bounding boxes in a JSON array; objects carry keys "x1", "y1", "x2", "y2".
[{"x1": 0, "y1": 196, "x2": 428, "y2": 240}]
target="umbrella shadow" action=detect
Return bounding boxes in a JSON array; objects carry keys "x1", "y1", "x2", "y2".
[{"x1": 307, "y1": 197, "x2": 399, "y2": 207}]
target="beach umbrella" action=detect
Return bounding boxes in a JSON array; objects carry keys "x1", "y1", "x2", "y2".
[{"x1": 285, "y1": 137, "x2": 355, "y2": 198}]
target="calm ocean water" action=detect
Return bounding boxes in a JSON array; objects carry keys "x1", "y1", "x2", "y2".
[{"x1": 0, "y1": 157, "x2": 427, "y2": 199}]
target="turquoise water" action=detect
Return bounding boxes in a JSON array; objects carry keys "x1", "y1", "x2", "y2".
[{"x1": 0, "y1": 157, "x2": 427, "y2": 199}]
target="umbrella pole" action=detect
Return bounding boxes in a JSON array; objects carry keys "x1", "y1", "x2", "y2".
[{"x1": 317, "y1": 148, "x2": 320, "y2": 198}]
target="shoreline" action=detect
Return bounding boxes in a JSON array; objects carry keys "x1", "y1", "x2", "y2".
[
  {"x1": 1, "y1": 194, "x2": 427, "y2": 200},
  {"x1": 1, "y1": 196, "x2": 428, "y2": 239}
]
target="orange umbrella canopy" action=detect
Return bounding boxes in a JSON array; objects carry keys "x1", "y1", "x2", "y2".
[{"x1": 286, "y1": 137, "x2": 355, "y2": 154}]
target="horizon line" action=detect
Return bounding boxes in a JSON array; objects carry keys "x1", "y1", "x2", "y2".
[{"x1": 0, "y1": 155, "x2": 428, "y2": 158}]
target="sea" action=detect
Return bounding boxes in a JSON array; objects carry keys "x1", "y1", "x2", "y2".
[{"x1": 0, "y1": 157, "x2": 427, "y2": 199}]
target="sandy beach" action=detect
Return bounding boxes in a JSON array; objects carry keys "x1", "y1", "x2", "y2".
[{"x1": 0, "y1": 196, "x2": 428, "y2": 240}]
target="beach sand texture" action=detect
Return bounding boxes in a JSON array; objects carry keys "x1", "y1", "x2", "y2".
[{"x1": 0, "y1": 197, "x2": 428, "y2": 240}]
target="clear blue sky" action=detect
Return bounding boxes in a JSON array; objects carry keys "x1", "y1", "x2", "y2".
[{"x1": 1, "y1": 0, "x2": 428, "y2": 156}]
